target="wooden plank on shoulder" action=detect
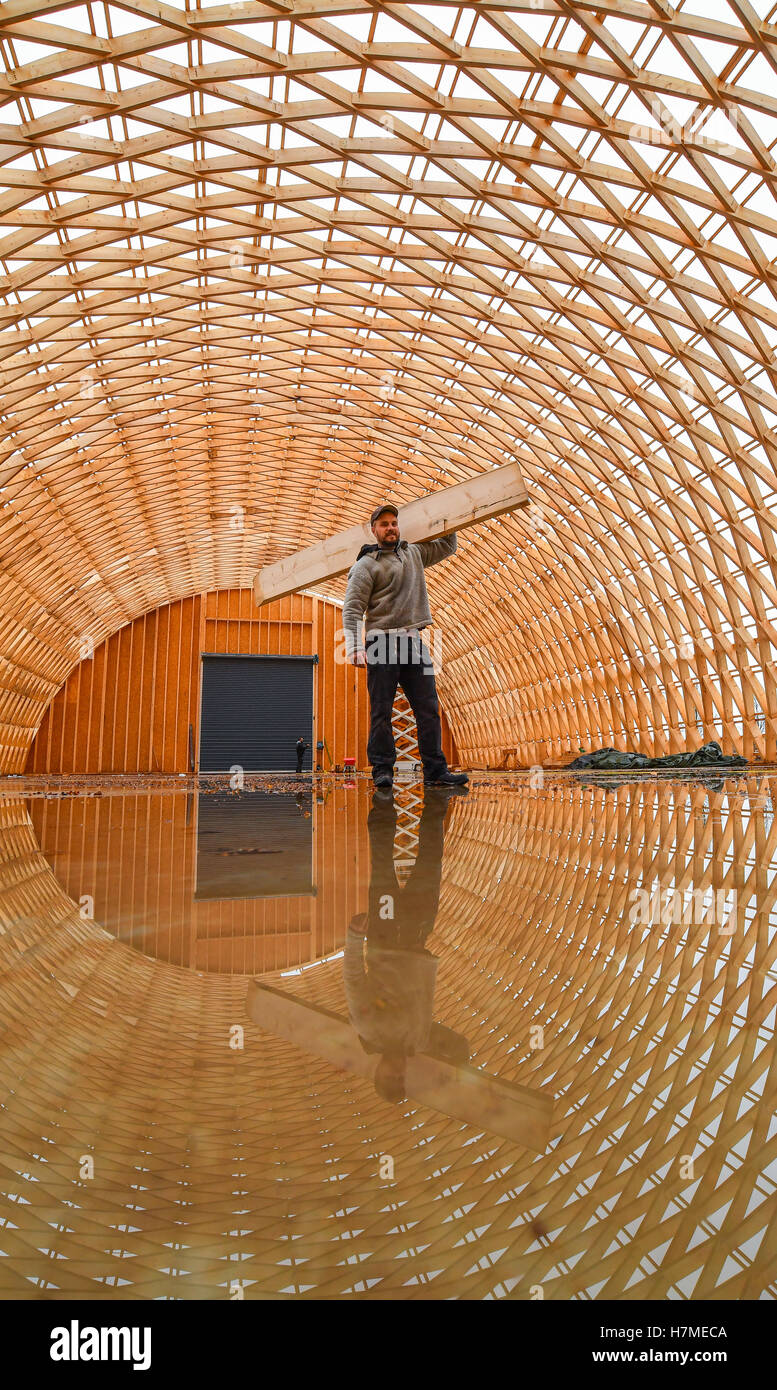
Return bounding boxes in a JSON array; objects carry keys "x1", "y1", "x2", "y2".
[{"x1": 253, "y1": 461, "x2": 529, "y2": 605}]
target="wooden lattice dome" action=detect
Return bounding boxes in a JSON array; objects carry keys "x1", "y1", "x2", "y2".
[{"x1": 1, "y1": 2, "x2": 777, "y2": 768}]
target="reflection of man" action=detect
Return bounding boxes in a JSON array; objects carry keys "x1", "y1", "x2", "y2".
[
  {"x1": 344, "y1": 788, "x2": 469, "y2": 1103},
  {"x1": 342, "y1": 503, "x2": 469, "y2": 790},
  {"x1": 295, "y1": 735, "x2": 309, "y2": 773}
]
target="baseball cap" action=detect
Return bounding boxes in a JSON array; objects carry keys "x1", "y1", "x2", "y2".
[{"x1": 370, "y1": 503, "x2": 399, "y2": 526}]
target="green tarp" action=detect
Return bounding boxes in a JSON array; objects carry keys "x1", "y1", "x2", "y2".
[{"x1": 566, "y1": 739, "x2": 748, "y2": 771}]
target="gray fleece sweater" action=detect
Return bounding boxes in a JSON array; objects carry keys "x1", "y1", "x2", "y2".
[{"x1": 341, "y1": 533, "x2": 457, "y2": 656}]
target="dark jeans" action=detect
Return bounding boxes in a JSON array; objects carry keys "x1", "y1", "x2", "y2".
[
  {"x1": 366, "y1": 792, "x2": 445, "y2": 948},
  {"x1": 366, "y1": 632, "x2": 448, "y2": 781},
  {"x1": 362, "y1": 793, "x2": 471, "y2": 1065}
]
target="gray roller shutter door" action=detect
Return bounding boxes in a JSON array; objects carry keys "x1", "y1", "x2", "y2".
[{"x1": 199, "y1": 654, "x2": 315, "y2": 772}]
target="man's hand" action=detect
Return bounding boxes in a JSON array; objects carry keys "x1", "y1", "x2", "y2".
[{"x1": 351, "y1": 650, "x2": 367, "y2": 667}]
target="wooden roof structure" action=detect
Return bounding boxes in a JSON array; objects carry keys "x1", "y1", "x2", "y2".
[{"x1": 2, "y1": 1, "x2": 777, "y2": 766}]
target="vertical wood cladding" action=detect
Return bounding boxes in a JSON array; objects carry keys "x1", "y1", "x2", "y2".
[{"x1": 26, "y1": 591, "x2": 458, "y2": 773}]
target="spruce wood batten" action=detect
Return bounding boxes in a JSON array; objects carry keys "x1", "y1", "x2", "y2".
[
  {"x1": 252, "y1": 462, "x2": 530, "y2": 605},
  {"x1": 0, "y1": 450, "x2": 29, "y2": 489}
]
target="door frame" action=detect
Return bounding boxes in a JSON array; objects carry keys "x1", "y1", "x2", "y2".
[{"x1": 197, "y1": 652, "x2": 318, "y2": 773}]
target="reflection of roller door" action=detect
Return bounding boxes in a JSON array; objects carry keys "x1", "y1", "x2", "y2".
[
  {"x1": 199, "y1": 654, "x2": 315, "y2": 772},
  {"x1": 194, "y1": 791, "x2": 315, "y2": 900}
]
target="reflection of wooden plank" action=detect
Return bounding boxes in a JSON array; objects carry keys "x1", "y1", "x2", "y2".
[
  {"x1": 247, "y1": 979, "x2": 552, "y2": 1153},
  {"x1": 253, "y1": 462, "x2": 529, "y2": 606}
]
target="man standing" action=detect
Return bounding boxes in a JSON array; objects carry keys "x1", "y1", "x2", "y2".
[
  {"x1": 295, "y1": 735, "x2": 309, "y2": 773},
  {"x1": 342, "y1": 503, "x2": 469, "y2": 788}
]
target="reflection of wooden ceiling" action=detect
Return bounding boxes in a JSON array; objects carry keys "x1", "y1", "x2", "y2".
[
  {"x1": 2, "y1": 4, "x2": 777, "y2": 768},
  {"x1": 1, "y1": 777, "x2": 775, "y2": 1297}
]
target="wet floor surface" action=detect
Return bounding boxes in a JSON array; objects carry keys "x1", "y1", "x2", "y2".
[{"x1": 0, "y1": 771, "x2": 775, "y2": 1299}]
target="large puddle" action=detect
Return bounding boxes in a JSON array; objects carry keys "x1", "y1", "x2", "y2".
[{"x1": 0, "y1": 772, "x2": 774, "y2": 1299}]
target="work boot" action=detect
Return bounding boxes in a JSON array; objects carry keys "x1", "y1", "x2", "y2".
[
  {"x1": 373, "y1": 771, "x2": 393, "y2": 788},
  {"x1": 424, "y1": 770, "x2": 469, "y2": 787}
]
